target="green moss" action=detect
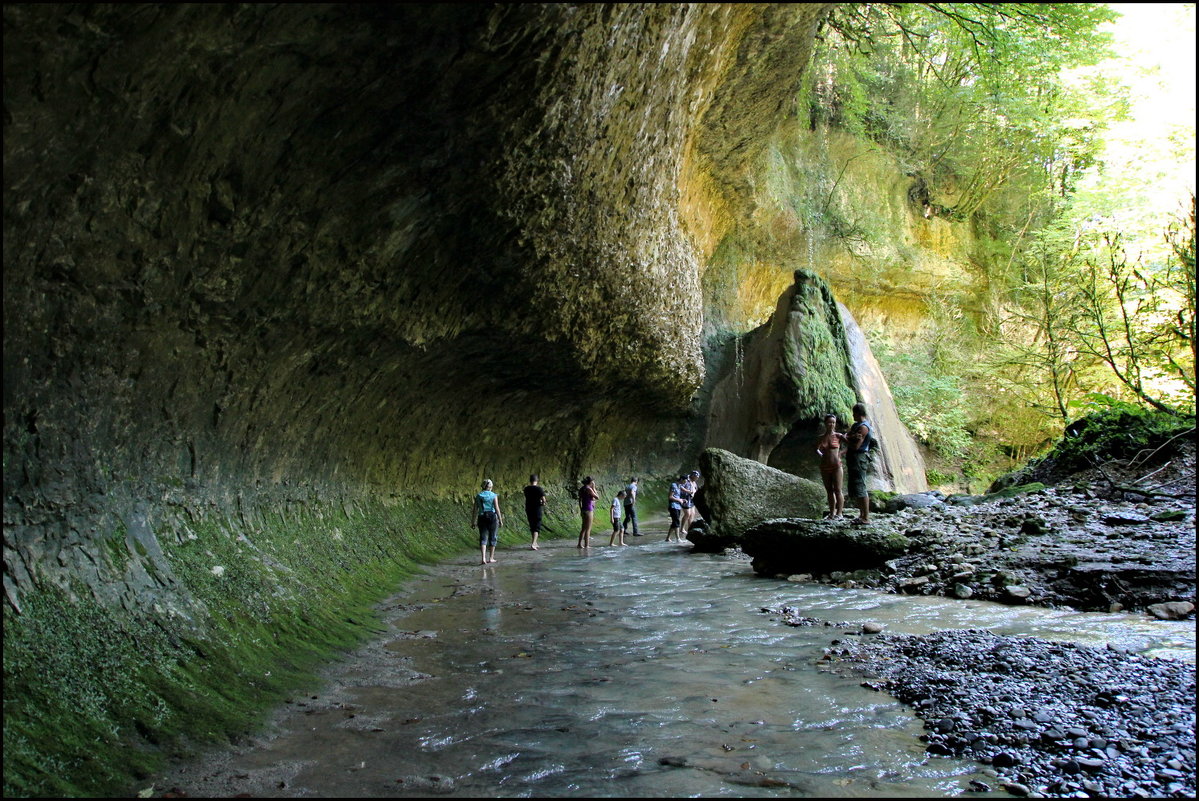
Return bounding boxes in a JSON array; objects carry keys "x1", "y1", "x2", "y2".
[
  {"x1": 103, "y1": 526, "x2": 131, "y2": 573},
  {"x1": 3, "y1": 493, "x2": 552, "y2": 798},
  {"x1": 1047, "y1": 408, "x2": 1195, "y2": 475},
  {"x1": 984, "y1": 482, "x2": 1047, "y2": 501},
  {"x1": 783, "y1": 270, "x2": 858, "y2": 421}
]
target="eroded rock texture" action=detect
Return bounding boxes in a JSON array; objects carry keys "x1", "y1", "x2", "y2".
[{"x1": 4, "y1": 4, "x2": 833, "y2": 603}]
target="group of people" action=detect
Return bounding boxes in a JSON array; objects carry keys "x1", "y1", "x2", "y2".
[
  {"x1": 814, "y1": 402, "x2": 874, "y2": 526},
  {"x1": 468, "y1": 403, "x2": 874, "y2": 564},
  {"x1": 468, "y1": 471, "x2": 702, "y2": 563}
]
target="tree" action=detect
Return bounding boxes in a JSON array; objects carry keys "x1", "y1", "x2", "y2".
[{"x1": 1070, "y1": 198, "x2": 1196, "y2": 415}]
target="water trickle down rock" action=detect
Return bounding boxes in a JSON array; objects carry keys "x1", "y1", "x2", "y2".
[{"x1": 702, "y1": 271, "x2": 927, "y2": 494}]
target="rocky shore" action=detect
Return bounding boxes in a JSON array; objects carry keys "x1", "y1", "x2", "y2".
[
  {"x1": 810, "y1": 627, "x2": 1195, "y2": 798},
  {"x1": 740, "y1": 439, "x2": 1196, "y2": 616},
  {"x1": 746, "y1": 435, "x2": 1196, "y2": 798}
]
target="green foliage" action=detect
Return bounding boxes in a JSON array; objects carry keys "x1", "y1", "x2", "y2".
[
  {"x1": 807, "y1": 3, "x2": 1121, "y2": 221},
  {"x1": 1040, "y1": 406, "x2": 1196, "y2": 476},
  {"x1": 993, "y1": 197, "x2": 1197, "y2": 422},
  {"x1": 871, "y1": 323, "x2": 973, "y2": 461},
  {"x1": 925, "y1": 468, "x2": 956, "y2": 486}
]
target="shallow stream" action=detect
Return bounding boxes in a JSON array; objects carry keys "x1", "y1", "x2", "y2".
[{"x1": 157, "y1": 516, "x2": 1194, "y2": 798}]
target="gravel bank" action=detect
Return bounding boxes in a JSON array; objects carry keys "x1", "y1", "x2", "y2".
[{"x1": 819, "y1": 628, "x2": 1196, "y2": 798}]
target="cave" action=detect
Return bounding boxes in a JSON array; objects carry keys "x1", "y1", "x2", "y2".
[{"x1": 5, "y1": 5, "x2": 857, "y2": 794}]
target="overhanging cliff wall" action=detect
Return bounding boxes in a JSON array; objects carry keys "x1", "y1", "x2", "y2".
[{"x1": 4, "y1": 5, "x2": 834, "y2": 795}]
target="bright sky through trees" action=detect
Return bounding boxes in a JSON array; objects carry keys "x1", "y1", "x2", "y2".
[{"x1": 1080, "y1": 3, "x2": 1196, "y2": 248}]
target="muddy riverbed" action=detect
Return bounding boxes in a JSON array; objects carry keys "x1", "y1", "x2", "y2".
[{"x1": 146, "y1": 513, "x2": 1194, "y2": 799}]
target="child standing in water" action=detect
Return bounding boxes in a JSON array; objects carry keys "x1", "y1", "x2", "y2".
[{"x1": 609, "y1": 490, "x2": 626, "y2": 546}]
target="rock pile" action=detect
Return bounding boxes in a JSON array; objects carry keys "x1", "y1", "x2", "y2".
[
  {"x1": 760, "y1": 483, "x2": 1194, "y2": 614},
  {"x1": 821, "y1": 629, "x2": 1196, "y2": 798}
]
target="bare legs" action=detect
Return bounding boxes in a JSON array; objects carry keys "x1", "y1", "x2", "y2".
[
  {"x1": 609, "y1": 518, "x2": 625, "y2": 546},
  {"x1": 820, "y1": 470, "x2": 845, "y2": 519},
  {"x1": 577, "y1": 510, "x2": 594, "y2": 548}
]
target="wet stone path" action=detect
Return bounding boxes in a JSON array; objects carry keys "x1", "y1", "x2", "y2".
[{"x1": 150, "y1": 516, "x2": 1194, "y2": 798}]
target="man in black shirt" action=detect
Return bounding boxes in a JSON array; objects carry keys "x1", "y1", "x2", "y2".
[{"x1": 522, "y1": 474, "x2": 547, "y2": 549}]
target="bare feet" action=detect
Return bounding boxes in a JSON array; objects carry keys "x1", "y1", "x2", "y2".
[
  {"x1": 488, "y1": 558, "x2": 498, "y2": 563},
  {"x1": 531, "y1": 545, "x2": 539, "y2": 550}
]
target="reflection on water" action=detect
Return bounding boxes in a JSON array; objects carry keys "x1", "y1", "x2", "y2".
[{"x1": 162, "y1": 524, "x2": 1194, "y2": 798}]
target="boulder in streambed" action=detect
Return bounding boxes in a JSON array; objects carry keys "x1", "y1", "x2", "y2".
[
  {"x1": 741, "y1": 518, "x2": 911, "y2": 577},
  {"x1": 1148, "y1": 601, "x2": 1195, "y2": 620},
  {"x1": 691, "y1": 448, "x2": 824, "y2": 552}
]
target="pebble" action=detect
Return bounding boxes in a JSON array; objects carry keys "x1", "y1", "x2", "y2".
[{"x1": 820, "y1": 629, "x2": 1195, "y2": 797}]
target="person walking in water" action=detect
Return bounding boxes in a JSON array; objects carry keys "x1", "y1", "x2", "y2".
[
  {"x1": 522, "y1": 474, "x2": 546, "y2": 550},
  {"x1": 666, "y1": 475, "x2": 685, "y2": 542},
  {"x1": 577, "y1": 476, "x2": 599, "y2": 549},
  {"x1": 471, "y1": 479, "x2": 504, "y2": 564},
  {"x1": 622, "y1": 477, "x2": 640, "y2": 536},
  {"x1": 815, "y1": 413, "x2": 847, "y2": 519},
  {"x1": 609, "y1": 490, "x2": 627, "y2": 547},
  {"x1": 846, "y1": 403, "x2": 874, "y2": 526}
]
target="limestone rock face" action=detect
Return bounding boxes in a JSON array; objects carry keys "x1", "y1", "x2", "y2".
[
  {"x1": 3, "y1": 4, "x2": 832, "y2": 604},
  {"x1": 704, "y1": 270, "x2": 856, "y2": 464},
  {"x1": 741, "y1": 518, "x2": 911, "y2": 577},
  {"x1": 690, "y1": 447, "x2": 824, "y2": 551},
  {"x1": 702, "y1": 270, "x2": 927, "y2": 494}
]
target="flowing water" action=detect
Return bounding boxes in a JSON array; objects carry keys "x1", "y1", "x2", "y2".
[
  {"x1": 157, "y1": 517, "x2": 1194, "y2": 798},
  {"x1": 837, "y1": 301, "x2": 928, "y2": 495}
]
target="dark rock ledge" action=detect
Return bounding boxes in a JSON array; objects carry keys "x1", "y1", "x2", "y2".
[
  {"x1": 740, "y1": 482, "x2": 1195, "y2": 614},
  {"x1": 820, "y1": 628, "x2": 1196, "y2": 798}
]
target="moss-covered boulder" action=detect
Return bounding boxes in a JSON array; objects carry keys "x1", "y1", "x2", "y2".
[
  {"x1": 690, "y1": 447, "x2": 824, "y2": 551},
  {"x1": 989, "y1": 409, "x2": 1196, "y2": 491},
  {"x1": 741, "y1": 518, "x2": 911, "y2": 577}
]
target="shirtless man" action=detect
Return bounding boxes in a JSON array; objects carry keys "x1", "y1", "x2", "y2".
[
  {"x1": 846, "y1": 403, "x2": 874, "y2": 526},
  {"x1": 815, "y1": 414, "x2": 847, "y2": 519}
]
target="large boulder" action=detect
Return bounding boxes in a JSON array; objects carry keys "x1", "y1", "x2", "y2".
[
  {"x1": 691, "y1": 448, "x2": 825, "y2": 551},
  {"x1": 741, "y1": 518, "x2": 911, "y2": 577}
]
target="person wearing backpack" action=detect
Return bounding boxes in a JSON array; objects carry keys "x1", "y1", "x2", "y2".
[{"x1": 846, "y1": 403, "x2": 874, "y2": 526}]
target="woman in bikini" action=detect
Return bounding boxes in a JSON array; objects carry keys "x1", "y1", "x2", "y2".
[{"x1": 815, "y1": 414, "x2": 847, "y2": 520}]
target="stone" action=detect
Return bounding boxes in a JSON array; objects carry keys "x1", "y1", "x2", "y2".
[
  {"x1": 741, "y1": 518, "x2": 911, "y2": 577},
  {"x1": 953, "y1": 583, "x2": 974, "y2": 599},
  {"x1": 691, "y1": 448, "x2": 825, "y2": 551},
  {"x1": 1004, "y1": 585, "x2": 1032, "y2": 601},
  {"x1": 1147, "y1": 601, "x2": 1194, "y2": 620},
  {"x1": 1103, "y1": 513, "x2": 1150, "y2": 525},
  {"x1": 884, "y1": 493, "x2": 945, "y2": 512},
  {"x1": 861, "y1": 622, "x2": 884, "y2": 634}
]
